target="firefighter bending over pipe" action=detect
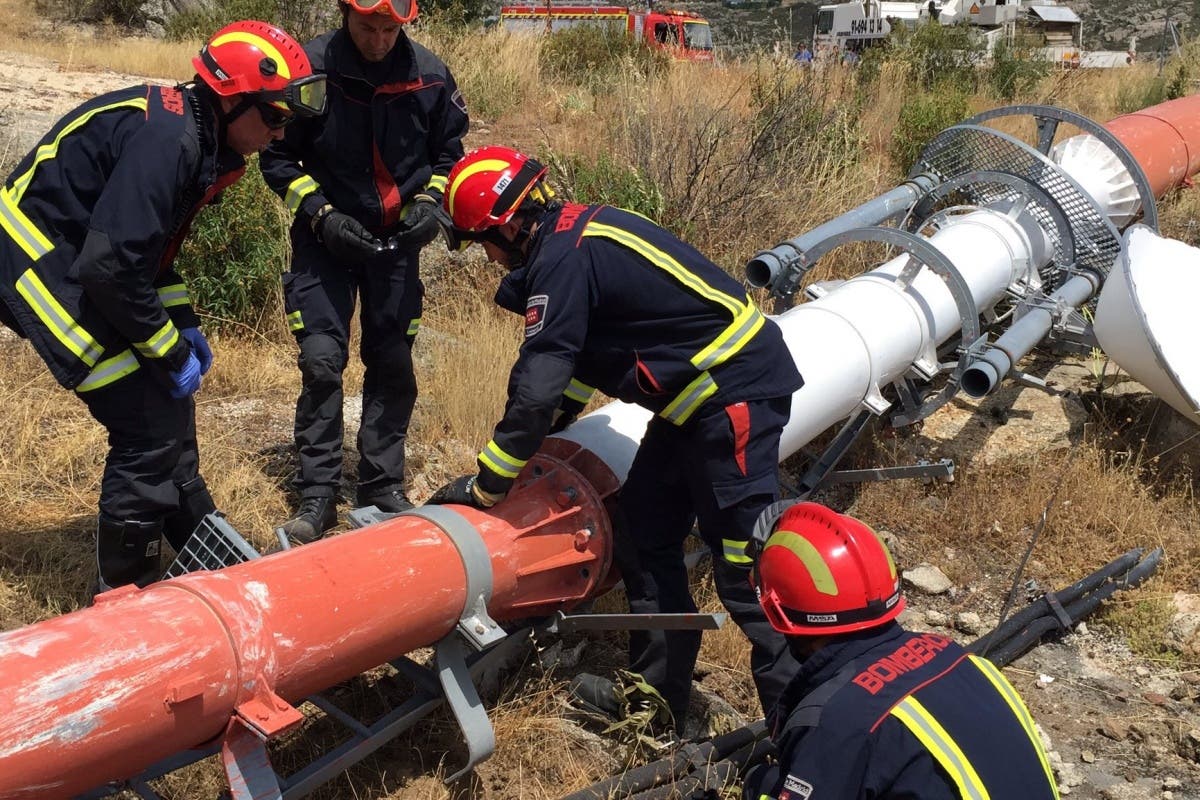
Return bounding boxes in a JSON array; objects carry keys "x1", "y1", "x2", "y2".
[
  {"x1": 427, "y1": 146, "x2": 805, "y2": 731},
  {"x1": 743, "y1": 502, "x2": 1060, "y2": 800},
  {"x1": 0, "y1": 22, "x2": 326, "y2": 592},
  {"x1": 260, "y1": 0, "x2": 469, "y2": 543}
]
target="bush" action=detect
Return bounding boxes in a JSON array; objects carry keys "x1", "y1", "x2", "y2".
[
  {"x1": 34, "y1": 0, "x2": 146, "y2": 26},
  {"x1": 891, "y1": 21, "x2": 983, "y2": 91},
  {"x1": 165, "y1": 0, "x2": 338, "y2": 43},
  {"x1": 173, "y1": 157, "x2": 290, "y2": 334},
  {"x1": 889, "y1": 83, "x2": 969, "y2": 174},
  {"x1": 987, "y1": 39, "x2": 1050, "y2": 101},
  {"x1": 539, "y1": 24, "x2": 669, "y2": 88},
  {"x1": 548, "y1": 151, "x2": 666, "y2": 222}
]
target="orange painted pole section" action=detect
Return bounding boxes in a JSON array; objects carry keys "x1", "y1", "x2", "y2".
[
  {"x1": 1104, "y1": 94, "x2": 1200, "y2": 196},
  {"x1": 0, "y1": 440, "x2": 617, "y2": 800}
]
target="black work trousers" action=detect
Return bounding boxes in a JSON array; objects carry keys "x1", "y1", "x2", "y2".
[
  {"x1": 78, "y1": 366, "x2": 205, "y2": 553},
  {"x1": 283, "y1": 225, "x2": 422, "y2": 501},
  {"x1": 615, "y1": 394, "x2": 799, "y2": 725}
]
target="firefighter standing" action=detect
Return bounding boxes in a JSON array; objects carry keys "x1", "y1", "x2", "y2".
[
  {"x1": 744, "y1": 502, "x2": 1060, "y2": 799},
  {"x1": 0, "y1": 22, "x2": 326, "y2": 590},
  {"x1": 260, "y1": 0, "x2": 469, "y2": 542},
  {"x1": 427, "y1": 146, "x2": 804, "y2": 730}
]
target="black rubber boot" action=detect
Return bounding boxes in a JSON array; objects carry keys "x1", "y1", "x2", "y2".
[
  {"x1": 568, "y1": 673, "x2": 623, "y2": 719},
  {"x1": 163, "y1": 475, "x2": 217, "y2": 551},
  {"x1": 356, "y1": 487, "x2": 414, "y2": 513},
  {"x1": 276, "y1": 496, "x2": 337, "y2": 545},
  {"x1": 95, "y1": 515, "x2": 164, "y2": 592}
]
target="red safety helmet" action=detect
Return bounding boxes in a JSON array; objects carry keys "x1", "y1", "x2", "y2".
[
  {"x1": 342, "y1": 0, "x2": 419, "y2": 24},
  {"x1": 444, "y1": 146, "x2": 549, "y2": 233},
  {"x1": 754, "y1": 502, "x2": 905, "y2": 637},
  {"x1": 193, "y1": 21, "x2": 326, "y2": 117}
]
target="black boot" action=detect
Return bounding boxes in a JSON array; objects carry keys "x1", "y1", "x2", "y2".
[
  {"x1": 95, "y1": 515, "x2": 164, "y2": 592},
  {"x1": 163, "y1": 475, "x2": 217, "y2": 552},
  {"x1": 276, "y1": 496, "x2": 337, "y2": 545},
  {"x1": 356, "y1": 487, "x2": 414, "y2": 513}
]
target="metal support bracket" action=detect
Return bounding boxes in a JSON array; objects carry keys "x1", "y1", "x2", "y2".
[
  {"x1": 434, "y1": 634, "x2": 495, "y2": 782},
  {"x1": 222, "y1": 717, "x2": 284, "y2": 800},
  {"x1": 548, "y1": 611, "x2": 727, "y2": 634}
]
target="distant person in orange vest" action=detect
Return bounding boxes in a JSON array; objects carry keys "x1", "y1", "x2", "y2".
[
  {"x1": 742, "y1": 502, "x2": 1060, "y2": 800},
  {"x1": 0, "y1": 22, "x2": 325, "y2": 591}
]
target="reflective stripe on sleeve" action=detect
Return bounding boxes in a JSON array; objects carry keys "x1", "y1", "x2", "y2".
[
  {"x1": 157, "y1": 283, "x2": 190, "y2": 308},
  {"x1": 890, "y1": 696, "x2": 990, "y2": 800},
  {"x1": 133, "y1": 320, "x2": 179, "y2": 359},
  {"x1": 407, "y1": 317, "x2": 421, "y2": 336},
  {"x1": 564, "y1": 378, "x2": 594, "y2": 404},
  {"x1": 285, "y1": 175, "x2": 320, "y2": 215},
  {"x1": 721, "y1": 538, "x2": 753, "y2": 564},
  {"x1": 691, "y1": 302, "x2": 765, "y2": 371},
  {"x1": 287, "y1": 310, "x2": 304, "y2": 332},
  {"x1": 659, "y1": 370, "x2": 717, "y2": 425},
  {"x1": 478, "y1": 440, "x2": 527, "y2": 480},
  {"x1": 15, "y1": 268, "x2": 103, "y2": 366},
  {"x1": 425, "y1": 174, "x2": 448, "y2": 194}
]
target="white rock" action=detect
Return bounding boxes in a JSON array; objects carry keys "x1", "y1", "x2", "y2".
[
  {"x1": 955, "y1": 612, "x2": 984, "y2": 635},
  {"x1": 902, "y1": 563, "x2": 953, "y2": 595}
]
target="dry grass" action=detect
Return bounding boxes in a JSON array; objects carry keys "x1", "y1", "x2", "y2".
[{"x1": 2, "y1": 16, "x2": 1200, "y2": 799}]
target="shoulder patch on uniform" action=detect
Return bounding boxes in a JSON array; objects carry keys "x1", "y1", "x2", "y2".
[
  {"x1": 525, "y1": 294, "x2": 548, "y2": 337},
  {"x1": 451, "y1": 88, "x2": 467, "y2": 114},
  {"x1": 780, "y1": 773, "x2": 813, "y2": 799}
]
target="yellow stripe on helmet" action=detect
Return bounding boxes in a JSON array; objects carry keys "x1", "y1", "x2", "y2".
[
  {"x1": 447, "y1": 158, "x2": 513, "y2": 222},
  {"x1": 211, "y1": 31, "x2": 292, "y2": 80}
]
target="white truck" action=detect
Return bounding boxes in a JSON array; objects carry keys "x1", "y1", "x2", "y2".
[{"x1": 813, "y1": 0, "x2": 1022, "y2": 61}]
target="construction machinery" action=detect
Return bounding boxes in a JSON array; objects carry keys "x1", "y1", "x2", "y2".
[{"x1": 1, "y1": 95, "x2": 1199, "y2": 798}]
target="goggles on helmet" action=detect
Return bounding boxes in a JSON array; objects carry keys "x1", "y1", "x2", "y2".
[
  {"x1": 345, "y1": 0, "x2": 417, "y2": 24},
  {"x1": 255, "y1": 73, "x2": 328, "y2": 117}
]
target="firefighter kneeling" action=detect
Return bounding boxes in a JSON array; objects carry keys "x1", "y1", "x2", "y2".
[{"x1": 744, "y1": 502, "x2": 1060, "y2": 800}]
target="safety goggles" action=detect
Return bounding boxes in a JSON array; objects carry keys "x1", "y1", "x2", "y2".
[
  {"x1": 256, "y1": 73, "x2": 328, "y2": 118},
  {"x1": 347, "y1": 0, "x2": 417, "y2": 24}
]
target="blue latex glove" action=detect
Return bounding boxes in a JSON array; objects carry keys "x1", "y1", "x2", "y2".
[
  {"x1": 169, "y1": 352, "x2": 202, "y2": 399},
  {"x1": 181, "y1": 327, "x2": 212, "y2": 375}
]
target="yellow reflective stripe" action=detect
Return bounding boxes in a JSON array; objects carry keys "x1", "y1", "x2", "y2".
[
  {"x1": 425, "y1": 174, "x2": 448, "y2": 193},
  {"x1": 406, "y1": 317, "x2": 421, "y2": 336},
  {"x1": 15, "y1": 268, "x2": 103, "y2": 365},
  {"x1": 659, "y1": 370, "x2": 717, "y2": 425},
  {"x1": 764, "y1": 530, "x2": 838, "y2": 594},
  {"x1": 447, "y1": 158, "x2": 510, "y2": 220},
  {"x1": 287, "y1": 310, "x2": 304, "y2": 332},
  {"x1": 11, "y1": 97, "x2": 148, "y2": 202},
  {"x1": 133, "y1": 320, "x2": 179, "y2": 358},
  {"x1": 76, "y1": 349, "x2": 139, "y2": 392},
  {"x1": 891, "y1": 696, "x2": 990, "y2": 800},
  {"x1": 285, "y1": 175, "x2": 319, "y2": 215},
  {"x1": 582, "y1": 222, "x2": 743, "y2": 316},
  {"x1": 564, "y1": 378, "x2": 594, "y2": 404},
  {"x1": 478, "y1": 439, "x2": 527, "y2": 479},
  {"x1": 721, "y1": 538, "x2": 752, "y2": 564},
  {"x1": 0, "y1": 189, "x2": 54, "y2": 260},
  {"x1": 210, "y1": 32, "x2": 292, "y2": 79},
  {"x1": 157, "y1": 283, "x2": 190, "y2": 308},
  {"x1": 691, "y1": 303, "x2": 765, "y2": 370},
  {"x1": 969, "y1": 657, "x2": 1060, "y2": 798}
]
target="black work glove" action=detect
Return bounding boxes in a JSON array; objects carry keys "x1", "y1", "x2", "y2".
[
  {"x1": 426, "y1": 475, "x2": 507, "y2": 509},
  {"x1": 312, "y1": 205, "x2": 380, "y2": 264},
  {"x1": 393, "y1": 195, "x2": 443, "y2": 249}
]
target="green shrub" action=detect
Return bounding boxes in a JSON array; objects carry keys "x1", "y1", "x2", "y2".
[
  {"x1": 891, "y1": 21, "x2": 983, "y2": 91},
  {"x1": 539, "y1": 24, "x2": 668, "y2": 88},
  {"x1": 1116, "y1": 74, "x2": 1169, "y2": 114},
  {"x1": 889, "y1": 84, "x2": 969, "y2": 174},
  {"x1": 166, "y1": 0, "x2": 338, "y2": 43},
  {"x1": 34, "y1": 0, "x2": 146, "y2": 26},
  {"x1": 173, "y1": 157, "x2": 290, "y2": 333},
  {"x1": 987, "y1": 39, "x2": 1050, "y2": 101},
  {"x1": 548, "y1": 150, "x2": 666, "y2": 222}
]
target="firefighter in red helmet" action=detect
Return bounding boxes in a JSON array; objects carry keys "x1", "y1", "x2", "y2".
[
  {"x1": 744, "y1": 502, "x2": 1060, "y2": 800},
  {"x1": 428, "y1": 146, "x2": 804, "y2": 732},
  {"x1": 0, "y1": 21, "x2": 324, "y2": 592},
  {"x1": 261, "y1": 0, "x2": 468, "y2": 543}
]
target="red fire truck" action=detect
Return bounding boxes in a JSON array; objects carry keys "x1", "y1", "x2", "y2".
[{"x1": 499, "y1": 4, "x2": 714, "y2": 61}]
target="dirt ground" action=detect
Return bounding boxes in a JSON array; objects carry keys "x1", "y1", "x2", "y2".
[{"x1": 2, "y1": 46, "x2": 1199, "y2": 800}]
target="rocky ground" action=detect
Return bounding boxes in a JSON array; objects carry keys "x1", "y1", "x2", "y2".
[{"x1": 2, "y1": 45, "x2": 1199, "y2": 800}]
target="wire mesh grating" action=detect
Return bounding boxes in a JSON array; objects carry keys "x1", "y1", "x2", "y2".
[{"x1": 162, "y1": 514, "x2": 261, "y2": 578}]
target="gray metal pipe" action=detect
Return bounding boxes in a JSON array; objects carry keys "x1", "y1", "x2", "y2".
[
  {"x1": 745, "y1": 174, "x2": 939, "y2": 292},
  {"x1": 960, "y1": 274, "x2": 1100, "y2": 398}
]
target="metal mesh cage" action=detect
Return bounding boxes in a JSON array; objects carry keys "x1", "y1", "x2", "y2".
[
  {"x1": 162, "y1": 513, "x2": 261, "y2": 578},
  {"x1": 911, "y1": 124, "x2": 1122, "y2": 286}
]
